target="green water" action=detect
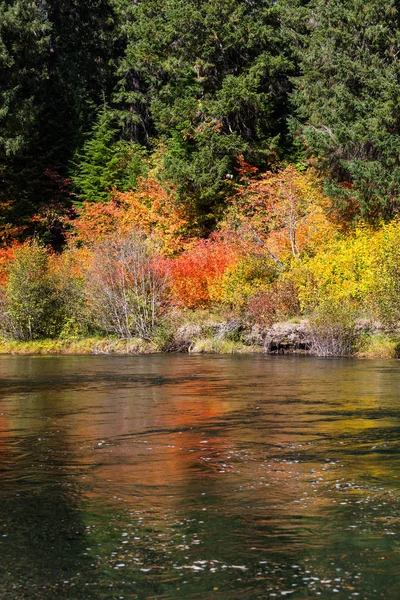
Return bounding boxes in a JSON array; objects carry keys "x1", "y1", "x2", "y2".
[{"x1": 1, "y1": 354, "x2": 400, "y2": 599}]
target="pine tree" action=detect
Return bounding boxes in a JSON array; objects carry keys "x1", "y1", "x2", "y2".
[
  {"x1": 0, "y1": 0, "x2": 118, "y2": 241},
  {"x1": 294, "y1": 0, "x2": 400, "y2": 220},
  {"x1": 0, "y1": 1, "x2": 51, "y2": 156},
  {"x1": 72, "y1": 106, "x2": 148, "y2": 203},
  {"x1": 113, "y1": 0, "x2": 298, "y2": 223}
]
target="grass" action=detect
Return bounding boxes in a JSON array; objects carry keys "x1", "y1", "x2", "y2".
[
  {"x1": 0, "y1": 334, "x2": 262, "y2": 355},
  {"x1": 0, "y1": 337, "x2": 156, "y2": 355},
  {"x1": 189, "y1": 337, "x2": 262, "y2": 354},
  {"x1": 355, "y1": 333, "x2": 400, "y2": 359}
]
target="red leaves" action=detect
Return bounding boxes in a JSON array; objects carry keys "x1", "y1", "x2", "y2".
[{"x1": 167, "y1": 235, "x2": 239, "y2": 308}]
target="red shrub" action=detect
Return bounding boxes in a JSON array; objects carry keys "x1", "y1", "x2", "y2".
[
  {"x1": 248, "y1": 280, "x2": 300, "y2": 326},
  {"x1": 167, "y1": 235, "x2": 239, "y2": 308}
]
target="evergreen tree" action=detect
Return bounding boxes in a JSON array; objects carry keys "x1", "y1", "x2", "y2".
[
  {"x1": 72, "y1": 106, "x2": 148, "y2": 203},
  {"x1": 113, "y1": 0, "x2": 297, "y2": 223},
  {"x1": 294, "y1": 0, "x2": 400, "y2": 220},
  {"x1": 0, "y1": 0, "x2": 118, "y2": 241},
  {"x1": 0, "y1": 0, "x2": 50, "y2": 155}
]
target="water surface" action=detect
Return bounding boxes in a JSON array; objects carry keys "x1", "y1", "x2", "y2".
[{"x1": 1, "y1": 354, "x2": 400, "y2": 599}]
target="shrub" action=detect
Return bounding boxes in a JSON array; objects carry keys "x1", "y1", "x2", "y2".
[
  {"x1": 356, "y1": 333, "x2": 400, "y2": 359},
  {"x1": 308, "y1": 302, "x2": 357, "y2": 357},
  {"x1": 83, "y1": 232, "x2": 169, "y2": 340},
  {"x1": 168, "y1": 235, "x2": 238, "y2": 308},
  {"x1": 1, "y1": 242, "x2": 66, "y2": 340},
  {"x1": 248, "y1": 280, "x2": 300, "y2": 326},
  {"x1": 213, "y1": 256, "x2": 277, "y2": 310},
  {"x1": 369, "y1": 221, "x2": 400, "y2": 326},
  {"x1": 288, "y1": 226, "x2": 376, "y2": 313}
]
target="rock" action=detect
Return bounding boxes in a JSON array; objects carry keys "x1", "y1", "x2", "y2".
[
  {"x1": 263, "y1": 320, "x2": 311, "y2": 354},
  {"x1": 173, "y1": 324, "x2": 202, "y2": 351}
]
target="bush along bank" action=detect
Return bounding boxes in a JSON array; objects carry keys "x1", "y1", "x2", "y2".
[
  {"x1": 2, "y1": 173, "x2": 400, "y2": 358},
  {"x1": 1, "y1": 311, "x2": 399, "y2": 358}
]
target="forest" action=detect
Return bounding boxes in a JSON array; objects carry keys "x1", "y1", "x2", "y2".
[{"x1": 1, "y1": 0, "x2": 400, "y2": 356}]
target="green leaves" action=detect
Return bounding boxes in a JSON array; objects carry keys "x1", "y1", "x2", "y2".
[
  {"x1": 294, "y1": 0, "x2": 400, "y2": 220},
  {"x1": 113, "y1": 0, "x2": 296, "y2": 219},
  {"x1": 0, "y1": 0, "x2": 51, "y2": 155},
  {"x1": 4, "y1": 242, "x2": 64, "y2": 340},
  {"x1": 72, "y1": 106, "x2": 148, "y2": 203}
]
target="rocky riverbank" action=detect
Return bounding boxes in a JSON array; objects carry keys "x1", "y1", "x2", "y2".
[{"x1": 1, "y1": 315, "x2": 398, "y2": 358}]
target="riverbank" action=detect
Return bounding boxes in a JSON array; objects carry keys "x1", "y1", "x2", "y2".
[
  {"x1": 1, "y1": 318, "x2": 398, "y2": 358},
  {"x1": 0, "y1": 336, "x2": 263, "y2": 356}
]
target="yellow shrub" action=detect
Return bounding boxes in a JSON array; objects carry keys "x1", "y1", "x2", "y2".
[
  {"x1": 288, "y1": 226, "x2": 378, "y2": 311},
  {"x1": 209, "y1": 256, "x2": 276, "y2": 309}
]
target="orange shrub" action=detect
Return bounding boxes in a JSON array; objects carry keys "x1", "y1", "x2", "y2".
[
  {"x1": 167, "y1": 235, "x2": 239, "y2": 308},
  {"x1": 0, "y1": 242, "x2": 24, "y2": 287},
  {"x1": 71, "y1": 176, "x2": 191, "y2": 254}
]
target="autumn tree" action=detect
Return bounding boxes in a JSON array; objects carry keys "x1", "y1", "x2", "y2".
[
  {"x1": 71, "y1": 175, "x2": 191, "y2": 254},
  {"x1": 226, "y1": 165, "x2": 335, "y2": 264}
]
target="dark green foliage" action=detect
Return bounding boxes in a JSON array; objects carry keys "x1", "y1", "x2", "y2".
[
  {"x1": 4, "y1": 0, "x2": 400, "y2": 239},
  {"x1": 72, "y1": 107, "x2": 148, "y2": 203},
  {"x1": 113, "y1": 0, "x2": 297, "y2": 218},
  {"x1": 0, "y1": 0, "x2": 50, "y2": 155},
  {"x1": 294, "y1": 0, "x2": 400, "y2": 220},
  {"x1": 0, "y1": 0, "x2": 117, "y2": 240}
]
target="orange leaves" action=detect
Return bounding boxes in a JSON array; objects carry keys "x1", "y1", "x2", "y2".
[
  {"x1": 70, "y1": 199, "x2": 122, "y2": 246},
  {"x1": 113, "y1": 177, "x2": 190, "y2": 254},
  {"x1": 71, "y1": 176, "x2": 190, "y2": 254},
  {"x1": 167, "y1": 235, "x2": 239, "y2": 308},
  {"x1": 69, "y1": 167, "x2": 337, "y2": 312},
  {"x1": 229, "y1": 165, "x2": 336, "y2": 262},
  {"x1": 0, "y1": 242, "x2": 22, "y2": 287}
]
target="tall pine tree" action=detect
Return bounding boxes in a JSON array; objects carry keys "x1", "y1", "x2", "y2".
[
  {"x1": 294, "y1": 0, "x2": 400, "y2": 220},
  {"x1": 0, "y1": 0, "x2": 117, "y2": 242},
  {"x1": 113, "y1": 0, "x2": 298, "y2": 225}
]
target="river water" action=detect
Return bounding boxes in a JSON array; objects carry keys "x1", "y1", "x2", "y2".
[{"x1": 0, "y1": 355, "x2": 400, "y2": 599}]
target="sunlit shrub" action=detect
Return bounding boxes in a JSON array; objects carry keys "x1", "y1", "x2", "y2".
[
  {"x1": 308, "y1": 302, "x2": 357, "y2": 357},
  {"x1": 248, "y1": 280, "x2": 300, "y2": 326},
  {"x1": 288, "y1": 226, "x2": 376, "y2": 312},
  {"x1": 1, "y1": 242, "x2": 66, "y2": 340},
  {"x1": 83, "y1": 231, "x2": 169, "y2": 340},
  {"x1": 167, "y1": 235, "x2": 238, "y2": 309},
  {"x1": 212, "y1": 256, "x2": 277, "y2": 310},
  {"x1": 369, "y1": 221, "x2": 400, "y2": 326}
]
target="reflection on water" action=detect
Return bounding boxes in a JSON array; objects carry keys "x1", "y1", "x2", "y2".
[{"x1": 1, "y1": 355, "x2": 400, "y2": 599}]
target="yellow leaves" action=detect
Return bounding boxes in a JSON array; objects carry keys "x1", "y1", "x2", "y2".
[
  {"x1": 209, "y1": 256, "x2": 276, "y2": 309},
  {"x1": 287, "y1": 222, "x2": 400, "y2": 313},
  {"x1": 227, "y1": 165, "x2": 337, "y2": 264}
]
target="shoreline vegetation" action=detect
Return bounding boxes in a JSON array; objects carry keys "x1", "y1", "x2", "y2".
[
  {"x1": 3, "y1": 2, "x2": 400, "y2": 357},
  {"x1": 1, "y1": 316, "x2": 399, "y2": 359}
]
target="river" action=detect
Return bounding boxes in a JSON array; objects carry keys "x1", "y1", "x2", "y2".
[{"x1": 1, "y1": 354, "x2": 400, "y2": 599}]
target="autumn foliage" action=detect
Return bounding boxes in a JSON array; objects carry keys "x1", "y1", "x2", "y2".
[
  {"x1": 166, "y1": 235, "x2": 240, "y2": 309},
  {"x1": 4, "y1": 165, "x2": 400, "y2": 344},
  {"x1": 228, "y1": 165, "x2": 336, "y2": 262},
  {"x1": 71, "y1": 176, "x2": 191, "y2": 254}
]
